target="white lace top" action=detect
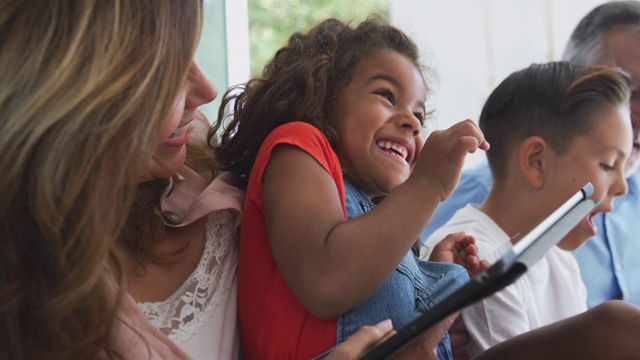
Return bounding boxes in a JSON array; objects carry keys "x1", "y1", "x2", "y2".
[{"x1": 138, "y1": 210, "x2": 241, "y2": 360}]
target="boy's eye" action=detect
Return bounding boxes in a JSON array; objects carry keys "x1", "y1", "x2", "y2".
[{"x1": 600, "y1": 163, "x2": 615, "y2": 171}]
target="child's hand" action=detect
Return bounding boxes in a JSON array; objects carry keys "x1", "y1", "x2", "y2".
[
  {"x1": 411, "y1": 119, "x2": 489, "y2": 202},
  {"x1": 428, "y1": 232, "x2": 490, "y2": 277}
]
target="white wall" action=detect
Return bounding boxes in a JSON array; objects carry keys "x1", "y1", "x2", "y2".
[
  {"x1": 390, "y1": 0, "x2": 611, "y2": 168},
  {"x1": 197, "y1": 0, "x2": 250, "y2": 122},
  {"x1": 225, "y1": 0, "x2": 251, "y2": 88}
]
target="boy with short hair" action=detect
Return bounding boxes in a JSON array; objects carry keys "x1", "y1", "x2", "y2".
[
  {"x1": 424, "y1": 61, "x2": 632, "y2": 357},
  {"x1": 422, "y1": 1, "x2": 640, "y2": 309}
]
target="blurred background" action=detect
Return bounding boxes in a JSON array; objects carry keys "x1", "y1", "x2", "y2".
[{"x1": 197, "y1": 0, "x2": 619, "y2": 167}]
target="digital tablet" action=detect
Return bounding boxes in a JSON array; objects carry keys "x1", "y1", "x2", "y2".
[{"x1": 360, "y1": 182, "x2": 597, "y2": 360}]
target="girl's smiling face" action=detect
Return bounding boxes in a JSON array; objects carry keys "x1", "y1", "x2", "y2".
[
  {"x1": 549, "y1": 104, "x2": 632, "y2": 250},
  {"x1": 333, "y1": 50, "x2": 427, "y2": 198}
]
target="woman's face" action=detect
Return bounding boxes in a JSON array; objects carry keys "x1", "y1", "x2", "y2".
[{"x1": 145, "y1": 60, "x2": 217, "y2": 180}]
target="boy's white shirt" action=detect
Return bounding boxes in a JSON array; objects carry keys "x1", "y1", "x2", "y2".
[{"x1": 424, "y1": 204, "x2": 587, "y2": 358}]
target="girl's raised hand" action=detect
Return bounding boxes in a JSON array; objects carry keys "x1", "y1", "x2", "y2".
[{"x1": 410, "y1": 119, "x2": 489, "y2": 203}]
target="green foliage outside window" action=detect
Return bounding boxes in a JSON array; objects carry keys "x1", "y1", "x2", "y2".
[{"x1": 248, "y1": 0, "x2": 389, "y2": 76}]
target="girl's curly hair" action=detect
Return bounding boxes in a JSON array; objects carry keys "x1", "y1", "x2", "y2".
[{"x1": 211, "y1": 15, "x2": 427, "y2": 189}]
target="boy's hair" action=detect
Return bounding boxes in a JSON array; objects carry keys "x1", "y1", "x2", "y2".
[
  {"x1": 480, "y1": 62, "x2": 631, "y2": 179},
  {"x1": 562, "y1": 1, "x2": 640, "y2": 65},
  {"x1": 212, "y1": 15, "x2": 426, "y2": 189}
]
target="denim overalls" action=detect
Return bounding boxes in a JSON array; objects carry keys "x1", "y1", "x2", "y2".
[{"x1": 336, "y1": 179, "x2": 469, "y2": 360}]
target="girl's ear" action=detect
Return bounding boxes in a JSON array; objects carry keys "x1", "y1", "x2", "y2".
[{"x1": 518, "y1": 136, "x2": 547, "y2": 189}]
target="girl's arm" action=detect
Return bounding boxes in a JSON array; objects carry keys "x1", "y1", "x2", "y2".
[
  {"x1": 264, "y1": 145, "x2": 437, "y2": 318},
  {"x1": 264, "y1": 120, "x2": 487, "y2": 319}
]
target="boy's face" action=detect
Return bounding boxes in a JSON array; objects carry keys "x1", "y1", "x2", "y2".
[
  {"x1": 333, "y1": 50, "x2": 427, "y2": 198},
  {"x1": 547, "y1": 104, "x2": 632, "y2": 251}
]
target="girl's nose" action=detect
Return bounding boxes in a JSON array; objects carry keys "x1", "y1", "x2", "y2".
[{"x1": 399, "y1": 110, "x2": 422, "y2": 137}]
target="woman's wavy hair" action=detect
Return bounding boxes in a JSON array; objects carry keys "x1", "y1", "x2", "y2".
[
  {"x1": 0, "y1": 0, "x2": 202, "y2": 358},
  {"x1": 211, "y1": 15, "x2": 426, "y2": 189}
]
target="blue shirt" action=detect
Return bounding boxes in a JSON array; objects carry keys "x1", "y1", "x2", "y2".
[{"x1": 422, "y1": 162, "x2": 640, "y2": 308}]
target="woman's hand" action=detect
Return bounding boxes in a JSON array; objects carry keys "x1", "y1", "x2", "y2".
[
  {"x1": 326, "y1": 319, "x2": 395, "y2": 360},
  {"x1": 327, "y1": 314, "x2": 459, "y2": 359}
]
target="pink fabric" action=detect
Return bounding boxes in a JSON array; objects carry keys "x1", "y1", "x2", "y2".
[
  {"x1": 103, "y1": 114, "x2": 245, "y2": 358},
  {"x1": 160, "y1": 115, "x2": 244, "y2": 229},
  {"x1": 141, "y1": 115, "x2": 244, "y2": 358},
  {"x1": 104, "y1": 164, "x2": 244, "y2": 359},
  {"x1": 102, "y1": 267, "x2": 192, "y2": 359},
  {"x1": 161, "y1": 170, "x2": 243, "y2": 229}
]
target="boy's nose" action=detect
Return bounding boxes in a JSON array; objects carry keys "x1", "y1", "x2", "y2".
[{"x1": 613, "y1": 170, "x2": 629, "y2": 197}]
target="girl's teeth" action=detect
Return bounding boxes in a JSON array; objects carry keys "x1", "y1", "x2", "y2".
[{"x1": 377, "y1": 141, "x2": 408, "y2": 160}]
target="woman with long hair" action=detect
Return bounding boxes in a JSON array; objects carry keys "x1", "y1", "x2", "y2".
[{"x1": 0, "y1": 1, "x2": 202, "y2": 357}]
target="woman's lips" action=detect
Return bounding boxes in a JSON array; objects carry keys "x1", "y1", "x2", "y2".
[{"x1": 162, "y1": 128, "x2": 190, "y2": 147}]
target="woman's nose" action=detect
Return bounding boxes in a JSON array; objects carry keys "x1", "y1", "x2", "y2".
[{"x1": 184, "y1": 60, "x2": 218, "y2": 109}]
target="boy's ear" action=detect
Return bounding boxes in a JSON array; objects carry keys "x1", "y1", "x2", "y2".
[{"x1": 518, "y1": 136, "x2": 547, "y2": 189}]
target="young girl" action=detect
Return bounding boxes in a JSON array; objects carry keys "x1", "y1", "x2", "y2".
[
  {"x1": 213, "y1": 17, "x2": 489, "y2": 359},
  {"x1": 1, "y1": 2, "x2": 417, "y2": 358}
]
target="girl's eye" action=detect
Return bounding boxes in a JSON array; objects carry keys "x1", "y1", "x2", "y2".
[
  {"x1": 413, "y1": 112, "x2": 425, "y2": 126},
  {"x1": 375, "y1": 89, "x2": 395, "y2": 104}
]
